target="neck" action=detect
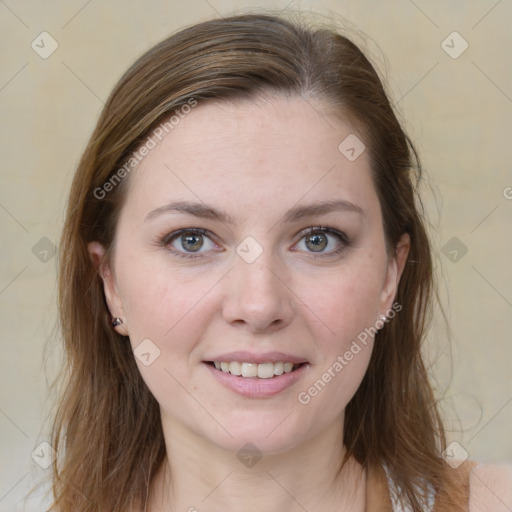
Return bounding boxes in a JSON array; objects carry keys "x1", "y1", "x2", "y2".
[{"x1": 146, "y1": 415, "x2": 366, "y2": 512}]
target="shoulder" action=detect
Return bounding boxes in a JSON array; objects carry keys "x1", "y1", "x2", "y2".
[{"x1": 468, "y1": 462, "x2": 512, "y2": 512}]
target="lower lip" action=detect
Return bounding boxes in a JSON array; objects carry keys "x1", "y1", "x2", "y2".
[{"x1": 203, "y1": 362, "x2": 309, "y2": 398}]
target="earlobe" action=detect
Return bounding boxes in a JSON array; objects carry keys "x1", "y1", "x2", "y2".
[{"x1": 87, "y1": 241, "x2": 129, "y2": 336}]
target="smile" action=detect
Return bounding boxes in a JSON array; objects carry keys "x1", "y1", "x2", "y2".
[
  {"x1": 211, "y1": 361, "x2": 301, "y2": 379},
  {"x1": 204, "y1": 361, "x2": 309, "y2": 398}
]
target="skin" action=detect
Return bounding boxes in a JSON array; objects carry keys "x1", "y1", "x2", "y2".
[
  {"x1": 469, "y1": 464, "x2": 512, "y2": 511},
  {"x1": 88, "y1": 94, "x2": 411, "y2": 511}
]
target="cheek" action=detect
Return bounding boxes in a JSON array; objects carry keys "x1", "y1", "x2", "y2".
[
  {"x1": 296, "y1": 256, "x2": 384, "y2": 405},
  {"x1": 115, "y1": 250, "x2": 222, "y2": 368},
  {"x1": 115, "y1": 257, "x2": 219, "y2": 412},
  {"x1": 308, "y1": 261, "x2": 385, "y2": 346},
  {"x1": 297, "y1": 275, "x2": 379, "y2": 416},
  {"x1": 302, "y1": 343, "x2": 373, "y2": 424}
]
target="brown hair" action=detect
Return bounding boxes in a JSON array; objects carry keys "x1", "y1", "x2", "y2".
[{"x1": 51, "y1": 13, "x2": 461, "y2": 511}]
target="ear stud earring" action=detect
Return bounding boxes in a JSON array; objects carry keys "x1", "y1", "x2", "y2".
[
  {"x1": 111, "y1": 317, "x2": 122, "y2": 327},
  {"x1": 376, "y1": 314, "x2": 387, "y2": 331}
]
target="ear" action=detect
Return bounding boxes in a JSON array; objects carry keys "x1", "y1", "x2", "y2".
[
  {"x1": 379, "y1": 233, "x2": 410, "y2": 315},
  {"x1": 88, "y1": 241, "x2": 129, "y2": 336}
]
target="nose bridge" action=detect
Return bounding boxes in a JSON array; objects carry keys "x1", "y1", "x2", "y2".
[{"x1": 222, "y1": 242, "x2": 293, "y2": 331}]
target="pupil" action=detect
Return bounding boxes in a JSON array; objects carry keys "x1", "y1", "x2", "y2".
[
  {"x1": 182, "y1": 233, "x2": 203, "y2": 252},
  {"x1": 307, "y1": 233, "x2": 327, "y2": 252}
]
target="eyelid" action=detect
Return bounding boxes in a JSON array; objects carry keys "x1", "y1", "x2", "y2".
[
  {"x1": 295, "y1": 226, "x2": 350, "y2": 245},
  {"x1": 161, "y1": 227, "x2": 210, "y2": 246},
  {"x1": 292, "y1": 226, "x2": 350, "y2": 258},
  {"x1": 160, "y1": 225, "x2": 350, "y2": 260},
  {"x1": 161, "y1": 228, "x2": 221, "y2": 259}
]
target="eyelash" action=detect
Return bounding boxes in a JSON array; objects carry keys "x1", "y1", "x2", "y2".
[
  {"x1": 293, "y1": 226, "x2": 350, "y2": 259},
  {"x1": 159, "y1": 226, "x2": 351, "y2": 260},
  {"x1": 160, "y1": 228, "x2": 213, "y2": 260}
]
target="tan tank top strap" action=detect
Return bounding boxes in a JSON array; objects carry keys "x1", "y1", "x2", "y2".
[
  {"x1": 366, "y1": 459, "x2": 480, "y2": 512},
  {"x1": 433, "y1": 459, "x2": 480, "y2": 512},
  {"x1": 366, "y1": 462, "x2": 393, "y2": 512}
]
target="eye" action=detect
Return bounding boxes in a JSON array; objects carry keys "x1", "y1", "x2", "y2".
[
  {"x1": 294, "y1": 227, "x2": 350, "y2": 257},
  {"x1": 161, "y1": 228, "x2": 220, "y2": 259}
]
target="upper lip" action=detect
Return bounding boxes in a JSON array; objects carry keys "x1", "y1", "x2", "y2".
[{"x1": 205, "y1": 351, "x2": 308, "y2": 364}]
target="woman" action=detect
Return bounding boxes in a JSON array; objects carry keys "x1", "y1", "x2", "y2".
[{"x1": 50, "y1": 13, "x2": 511, "y2": 512}]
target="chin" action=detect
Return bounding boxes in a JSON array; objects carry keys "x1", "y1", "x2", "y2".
[{"x1": 198, "y1": 412, "x2": 310, "y2": 456}]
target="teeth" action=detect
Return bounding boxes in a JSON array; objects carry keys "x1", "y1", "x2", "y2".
[
  {"x1": 229, "y1": 361, "x2": 242, "y2": 376},
  {"x1": 213, "y1": 361, "x2": 300, "y2": 378},
  {"x1": 241, "y1": 362, "x2": 258, "y2": 377},
  {"x1": 257, "y1": 363, "x2": 275, "y2": 379},
  {"x1": 273, "y1": 362, "x2": 284, "y2": 375}
]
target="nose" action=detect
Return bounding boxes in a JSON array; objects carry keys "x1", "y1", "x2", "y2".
[{"x1": 221, "y1": 249, "x2": 294, "y2": 333}]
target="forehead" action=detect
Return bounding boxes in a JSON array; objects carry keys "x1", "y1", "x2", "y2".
[{"x1": 122, "y1": 95, "x2": 379, "y2": 222}]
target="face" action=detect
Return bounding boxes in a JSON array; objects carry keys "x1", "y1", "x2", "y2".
[{"x1": 89, "y1": 95, "x2": 409, "y2": 455}]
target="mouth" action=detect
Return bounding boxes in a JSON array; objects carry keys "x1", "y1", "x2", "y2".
[{"x1": 204, "y1": 361, "x2": 307, "y2": 379}]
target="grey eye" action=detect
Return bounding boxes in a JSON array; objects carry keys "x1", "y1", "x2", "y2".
[
  {"x1": 294, "y1": 227, "x2": 349, "y2": 257},
  {"x1": 179, "y1": 233, "x2": 204, "y2": 252},
  {"x1": 305, "y1": 232, "x2": 328, "y2": 252}
]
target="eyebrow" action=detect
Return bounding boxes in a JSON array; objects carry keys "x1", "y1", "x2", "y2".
[{"x1": 145, "y1": 199, "x2": 365, "y2": 224}]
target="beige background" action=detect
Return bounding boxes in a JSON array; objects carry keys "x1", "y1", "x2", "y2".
[{"x1": 0, "y1": 0, "x2": 510, "y2": 509}]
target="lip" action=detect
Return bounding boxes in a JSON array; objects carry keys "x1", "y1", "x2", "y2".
[
  {"x1": 204, "y1": 351, "x2": 308, "y2": 365},
  {"x1": 203, "y1": 361, "x2": 309, "y2": 398}
]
